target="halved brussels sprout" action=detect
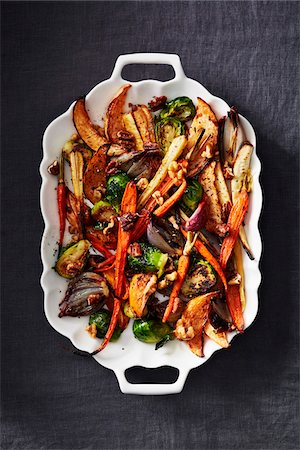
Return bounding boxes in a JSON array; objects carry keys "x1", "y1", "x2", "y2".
[
  {"x1": 181, "y1": 259, "x2": 216, "y2": 297},
  {"x1": 127, "y1": 243, "x2": 168, "y2": 278},
  {"x1": 89, "y1": 309, "x2": 121, "y2": 341},
  {"x1": 155, "y1": 117, "x2": 185, "y2": 153},
  {"x1": 105, "y1": 172, "x2": 130, "y2": 212},
  {"x1": 91, "y1": 200, "x2": 116, "y2": 223},
  {"x1": 159, "y1": 96, "x2": 196, "y2": 122},
  {"x1": 179, "y1": 179, "x2": 203, "y2": 215},
  {"x1": 55, "y1": 240, "x2": 90, "y2": 279},
  {"x1": 133, "y1": 318, "x2": 173, "y2": 344}
]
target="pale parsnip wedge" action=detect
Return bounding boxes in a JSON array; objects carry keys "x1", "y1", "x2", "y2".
[
  {"x1": 215, "y1": 161, "x2": 232, "y2": 221},
  {"x1": 123, "y1": 112, "x2": 144, "y2": 151},
  {"x1": 199, "y1": 161, "x2": 227, "y2": 236},
  {"x1": 184, "y1": 98, "x2": 218, "y2": 176},
  {"x1": 105, "y1": 84, "x2": 131, "y2": 141},
  {"x1": 140, "y1": 105, "x2": 156, "y2": 142},
  {"x1": 137, "y1": 135, "x2": 187, "y2": 209}
]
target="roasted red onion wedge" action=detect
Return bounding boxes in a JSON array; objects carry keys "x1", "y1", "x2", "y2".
[{"x1": 59, "y1": 272, "x2": 109, "y2": 317}]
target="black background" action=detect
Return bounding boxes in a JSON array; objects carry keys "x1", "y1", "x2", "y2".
[{"x1": 1, "y1": 2, "x2": 299, "y2": 449}]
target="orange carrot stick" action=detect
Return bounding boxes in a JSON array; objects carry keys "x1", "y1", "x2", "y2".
[
  {"x1": 181, "y1": 228, "x2": 227, "y2": 291},
  {"x1": 154, "y1": 179, "x2": 187, "y2": 217},
  {"x1": 114, "y1": 181, "x2": 137, "y2": 298},
  {"x1": 163, "y1": 231, "x2": 198, "y2": 323},
  {"x1": 91, "y1": 297, "x2": 121, "y2": 355},
  {"x1": 226, "y1": 284, "x2": 244, "y2": 332},
  {"x1": 220, "y1": 190, "x2": 249, "y2": 269},
  {"x1": 163, "y1": 254, "x2": 190, "y2": 323},
  {"x1": 87, "y1": 236, "x2": 112, "y2": 259}
]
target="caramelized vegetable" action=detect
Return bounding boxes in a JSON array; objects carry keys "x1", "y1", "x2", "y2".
[
  {"x1": 105, "y1": 84, "x2": 131, "y2": 141},
  {"x1": 83, "y1": 145, "x2": 109, "y2": 204},
  {"x1": 129, "y1": 273, "x2": 157, "y2": 317},
  {"x1": 55, "y1": 240, "x2": 90, "y2": 279},
  {"x1": 73, "y1": 97, "x2": 108, "y2": 151}
]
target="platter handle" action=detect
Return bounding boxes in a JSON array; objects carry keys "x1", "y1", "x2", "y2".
[
  {"x1": 110, "y1": 53, "x2": 185, "y2": 81},
  {"x1": 114, "y1": 365, "x2": 189, "y2": 395}
]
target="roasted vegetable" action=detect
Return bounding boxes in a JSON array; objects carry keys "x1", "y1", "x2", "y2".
[
  {"x1": 155, "y1": 117, "x2": 185, "y2": 153},
  {"x1": 137, "y1": 135, "x2": 187, "y2": 209},
  {"x1": 199, "y1": 161, "x2": 228, "y2": 236},
  {"x1": 133, "y1": 105, "x2": 156, "y2": 144},
  {"x1": 181, "y1": 259, "x2": 216, "y2": 297},
  {"x1": 163, "y1": 231, "x2": 199, "y2": 323},
  {"x1": 175, "y1": 291, "x2": 219, "y2": 356},
  {"x1": 123, "y1": 113, "x2": 144, "y2": 151},
  {"x1": 129, "y1": 273, "x2": 157, "y2": 317},
  {"x1": 91, "y1": 200, "x2": 116, "y2": 223},
  {"x1": 55, "y1": 240, "x2": 90, "y2": 279},
  {"x1": 127, "y1": 243, "x2": 168, "y2": 278},
  {"x1": 133, "y1": 318, "x2": 173, "y2": 344},
  {"x1": 57, "y1": 152, "x2": 66, "y2": 251},
  {"x1": 105, "y1": 172, "x2": 130, "y2": 212},
  {"x1": 179, "y1": 179, "x2": 203, "y2": 215},
  {"x1": 185, "y1": 198, "x2": 208, "y2": 232},
  {"x1": 73, "y1": 97, "x2": 108, "y2": 151},
  {"x1": 105, "y1": 84, "x2": 131, "y2": 142},
  {"x1": 159, "y1": 96, "x2": 196, "y2": 122},
  {"x1": 89, "y1": 310, "x2": 121, "y2": 341},
  {"x1": 59, "y1": 272, "x2": 109, "y2": 317},
  {"x1": 83, "y1": 145, "x2": 109, "y2": 204},
  {"x1": 204, "y1": 321, "x2": 229, "y2": 348}
]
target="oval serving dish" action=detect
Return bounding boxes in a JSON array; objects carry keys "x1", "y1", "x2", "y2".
[{"x1": 40, "y1": 53, "x2": 262, "y2": 395}]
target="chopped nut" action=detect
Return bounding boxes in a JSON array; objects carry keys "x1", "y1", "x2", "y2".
[
  {"x1": 168, "y1": 216, "x2": 179, "y2": 230},
  {"x1": 228, "y1": 273, "x2": 242, "y2": 285},
  {"x1": 165, "y1": 271, "x2": 177, "y2": 282},
  {"x1": 169, "y1": 161, "x2": 178, "y2": 172},
  {"x1": 66, "y1": 261, "x2": 82, "y2": 275},
  {"x1": 71, "y1": 133, "x2": 79, "y2": 141},
  {"x1": 136, "y1": 177, "x2": 149, "y2": 190},
  {"x1": 47, "y1": 160, "x2": 59, "y2": 176},
  {"x1": 103, "y1": 217, "x2": 115, "y2": 235},
  {"x1": 86, "y1": 323, "x2": 97, "y2": 339},
  {"x1": 128, "y1": 242, "x2": 142, "y2": 257},
  {"x1": 148, "y1": 95, "x2": 167, "y2": 111},
  {"x1": 152, "y1": 190, "x2": 164, "y2": 206},
  {"x1": 87, "y1": 294, "x2": 101, "y2": 305}
]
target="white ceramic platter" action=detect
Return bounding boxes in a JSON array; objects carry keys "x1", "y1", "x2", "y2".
[{"x1": 40, "y1": 53, "x2": 262, "y2": 395}]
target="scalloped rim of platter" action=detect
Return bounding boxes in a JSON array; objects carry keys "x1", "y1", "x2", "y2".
[{"x1": 40, "y1": 53, "x2": 262, "y2": 395}]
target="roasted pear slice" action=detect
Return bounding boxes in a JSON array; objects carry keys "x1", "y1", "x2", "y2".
[
  {"x1": 73, "y1": 97, "x2": 108, "y2": 151},
  {"x1": 175, "y1": 291, "x2": 219, "y2": 357},
  {"x1": 129, "y1": 273, "x2": 157, "y2": 317},
  {"x1": 83, "y1": 144, "x2": 109, "y2": 204},
  {"x1": 105, "y1": 84, "x2": 131, "y2": 141}
]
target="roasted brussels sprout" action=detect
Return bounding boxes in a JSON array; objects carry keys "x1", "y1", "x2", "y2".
[
  {"x1": 91, "y1": 200, "x2": 116, "y2": 223},
  {"x1": 159, "y1": 96, "x2": 196, "y2": 122},
  {"x1": 127, "y1": 243, "x2": 168, "y2": 277},
  {"x1": 55, "y1": 240, "x2": 90, "y2": 279},
  {"x1": 59, "y1": 272, "x2": 109, "y2": 317},
  {"x1": 181, "y1": 259, "x2": 216, "y2": 297},
  {"x1": 179, "y1": 179, "x2": 203, "y2": 215},
  {"x1": 133, "y1": 318, "x2": 173, "y2": 344},
  {"x1": 105, "y1": 172, "x2": 130, "y2": 212},
  {"x1": 155, "y1": 117, "x2": 185, "y2": 153},
  {"x1": 89, "y1": 309, "x2": 121, "y2": 341}
]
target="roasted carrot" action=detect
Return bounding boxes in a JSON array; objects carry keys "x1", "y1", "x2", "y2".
[
  {"x1": 226, "y1": 284, "x2": 244, "y2": 332},
  {"x1": 57, "y1": 152, "x2": 66, "y2": 252},
  {"x1": 86, "y1": 235, "x2": 112, "y2": 259},
  {"x1": 130, "y1": 177, "x2": 175, "y2": 241},
  {"x1": 220, "y1": 190, "x2": 249, "y2": 269},
  {"x1": 181, "y1": 228, "x2": 227, "y2": 291},
  {"x1": 163, "y1": 232, "x2": 198, "y2": 323},
  {"x1": 93, "y1": 255, "x2": 116, "y2": 272},
  {"x1": 91, "y1": 297, "x2": 121, "y2": 355},
  {"x1": 114, "y1": 181, "x2": 137, "y2": 298},
  {"x1": 154, "y1": 179, "x2": 187, "y2": 217}
]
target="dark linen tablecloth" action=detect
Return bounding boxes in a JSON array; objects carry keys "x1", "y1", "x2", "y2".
[{"x1": 1, "y1": 2, "x2": 299, "y2": 449}]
